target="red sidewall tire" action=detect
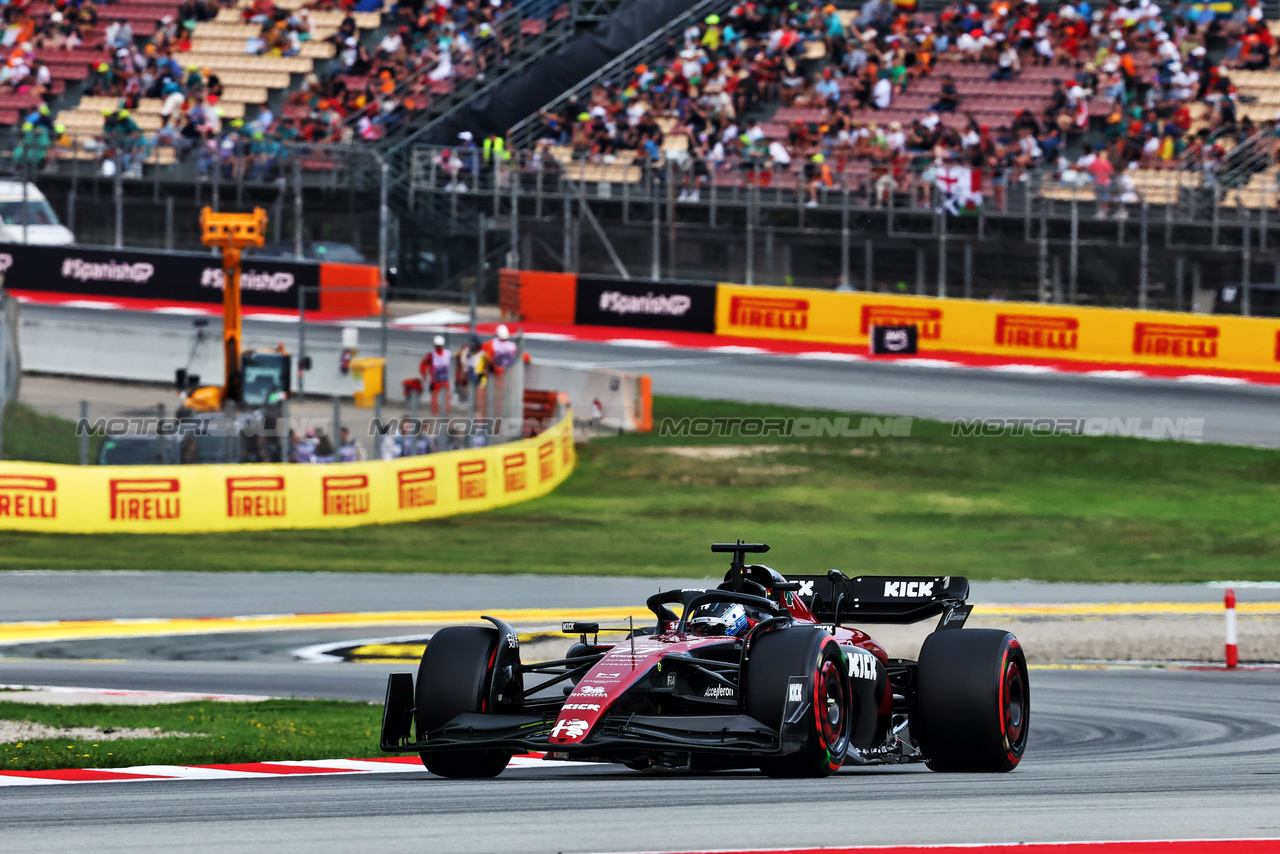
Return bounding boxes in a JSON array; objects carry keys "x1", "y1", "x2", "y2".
[{"x1": 916, "y1": 629, "x2": 1029, "y2": 772}]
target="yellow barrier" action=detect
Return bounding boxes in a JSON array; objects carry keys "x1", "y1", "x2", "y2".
[
  {"x1": 0, "y1": 413, "x2": 575, "y2": 533},
  {"x1": 716, "y1": 285, "x2": 1280, "y2": 374}
]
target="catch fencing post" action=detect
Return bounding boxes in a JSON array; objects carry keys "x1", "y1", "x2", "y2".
[
  {"x1": 1069, "y1": 197, "x2": 1079, "y2": 304},
  {"x1": 80, "y1": 400, "x2": 89, "y2": 466},
  {"x1": 667, "y1": 159, "x2": 676, "y2": 279},
  {"x1": 293, "y1": 158, "x2": 304, "y2": 259},
  {"x1": 650, "y1": 185, "x2": 660, "y2": 281},
  {"x1": 22, "y1": 171, "x2": 30, "y2": 245},
  {"x1": 406, "y1": 384, "x2": 418, "y2": 453},
  {"x1": 937, "y1": 208, "x2": 947, "y2": 298},
  {"x1": 280, "y1": 396, "x2": 290, "y2": 463},
  {"x1": 478, "y1": 212, "x2": 487, "y2": 296},
  {"x1": 297, "y1": 285, "x2": 307, "y2": 399},
  {"x1": 1038, "y1": 196, "x2": 1048, "y2": 302},
  {"x1": 1138, "y1": 200, "x2": 1150, "y2": 310},
  {"x1": 1225, "y1": 588, "x2": 1238, "y2": 669},
  {"x1": 165, "y1": 196, "x2": 175, "y2": 251},
  {"x1": 487, "y1": 371, "x2": 497, "y2": 444},
  {"x1": 113, "y1": 157, "x2": 124, "y2": 248},
  {"x1": 839, "y1": 188, "x2": 850, "y2": 289},
  {"x1": 963, "y1": 241, "x2": 973, "y2": 299},
  {"x1": 1174, "y1": 256, "x2": 1185, "y2": 312},
  {"x1": 509, "y1": 169, "x2": 520, "y2": 268},
  {"x1": 563, "y1": 190, "x2": 573, "y2": 273},
  {"x1": 332, "y1": 397, "x2": 341, "y2": 449},
  {"x1": 1242, "y1": 208, "x2": 1252, "y2": 317},
  {"x1": 377, "y1": 279, "x2": 389, "y2": 427},
  {"x1": 864, "y1": 238, "x2": 873, "y2": 290},
  {"x1": 379, "y1": 158, "x2": 389, "y2": 300}
]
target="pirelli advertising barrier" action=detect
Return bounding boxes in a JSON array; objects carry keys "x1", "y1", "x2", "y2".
[
  {"x1": 714, "y1": 285, "x2": 1280, "y2": 374},
  {"x1": 501, "y1": 270, "x2": 1280, "y2": 375},
  {"x1": 0, "y1": 413, "x2": 574, "y2": 534}
]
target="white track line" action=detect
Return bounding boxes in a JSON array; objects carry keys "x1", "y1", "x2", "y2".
[
  {"x1": 0, "y1": 755, "x2": 581, "y2": 786},
  {"x1": 603, "y1": 339, "x2": 672, "y2": 348}
]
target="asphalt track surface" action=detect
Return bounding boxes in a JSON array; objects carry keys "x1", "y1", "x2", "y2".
[
  {"x1": 2, "y1": 668, "x2": 1279, "y2": 853},
  {"x1": 22, "y1": 304, "x2": 1280, "y2": 447},
  {"x1": 1, "y1": 572, "x2": 1256, "y2": 622}
]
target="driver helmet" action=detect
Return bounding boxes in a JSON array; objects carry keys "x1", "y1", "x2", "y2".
[{"x1": 688, "y1": 602, "x2": 750, "y2": 637}]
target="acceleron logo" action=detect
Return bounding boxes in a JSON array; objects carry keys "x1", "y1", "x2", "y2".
[{"x1": 0, "y1": 475, "x2": 57, "y2": 518}]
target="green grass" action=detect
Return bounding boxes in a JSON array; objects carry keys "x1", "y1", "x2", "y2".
[
  {"x1": 2, "y1": 396, "x2": 1279, "y2": 582},
  {"x1": 0, "y1": 698, "x2": 379, "y2": 771},
  {"x1": 1, "y1": 402, "x2": 92, "y2": 465}
]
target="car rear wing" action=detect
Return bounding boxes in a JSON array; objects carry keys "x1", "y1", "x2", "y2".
[{"x1": 789, "y1": 575, "x2": 971, "y2": 626}]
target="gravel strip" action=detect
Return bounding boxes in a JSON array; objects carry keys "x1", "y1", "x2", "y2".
[{"x1": 0, "y1": 721, "x2": 201, "y2": 744}]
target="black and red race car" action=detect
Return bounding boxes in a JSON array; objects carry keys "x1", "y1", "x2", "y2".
[{"x1": 380, "y1": 542, "x2": 1029, "y2": 778}]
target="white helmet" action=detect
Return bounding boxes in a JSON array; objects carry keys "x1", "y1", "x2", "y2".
[
  {"x1": 688, "y1": 602, "x2": 750, "y2": 637},
  {"x1": 433, "y1": 335, "x2": 445, "y2": 347},
  {"x1": 496, "y1": 324, "x2": 510, "y2": 341}
]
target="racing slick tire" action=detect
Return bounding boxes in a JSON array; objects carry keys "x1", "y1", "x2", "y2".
[
  {"x1": 745, "y1": 628, "x2": 852, "y2": 778},
  {"x1": 916, "y1": 629, "x2": 1029, "y2": 773},
  {"x1": 414, "y1": 626, "x2": 514, "y2": 779}
]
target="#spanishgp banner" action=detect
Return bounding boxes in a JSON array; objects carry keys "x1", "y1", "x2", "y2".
[
  {"x1": 0, "y1": 243, "x2": 320, "y2": 310},
  {"x1": 574, "y1": 277, "x2": 716, "y2": 333}
]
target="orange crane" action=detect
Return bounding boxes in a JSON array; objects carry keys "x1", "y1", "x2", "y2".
[{"x1": 183, "y1": 207, "x2": 292, "y2": 412}]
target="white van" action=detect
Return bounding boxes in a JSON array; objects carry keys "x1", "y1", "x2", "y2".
[{"x1": 0, "y1": 180, "x2": 75, "y2": 245}]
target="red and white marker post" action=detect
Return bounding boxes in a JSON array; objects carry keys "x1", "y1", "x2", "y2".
[{"x1": 1225, "y1": 588, "x2": 1238, "y2": 669}]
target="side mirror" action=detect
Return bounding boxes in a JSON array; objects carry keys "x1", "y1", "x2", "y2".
[{"x1": 827, "y1": 568, "x2": 848, "y2": 584}]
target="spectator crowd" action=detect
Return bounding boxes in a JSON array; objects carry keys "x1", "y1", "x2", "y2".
[
  {"x1": 6, "y1": 0, "x2": 539, "y2": 177},
  {"x1": 6, "y1": 0, "x2": 1280, "y2": 214},
  {"x1": 523, "y1": 0, "x2": 1280, "y2": 212}
]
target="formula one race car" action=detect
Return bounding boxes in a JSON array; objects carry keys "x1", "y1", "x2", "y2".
[{"x1": 380, "y1": 542, "x2": 1029, "y2": 778}]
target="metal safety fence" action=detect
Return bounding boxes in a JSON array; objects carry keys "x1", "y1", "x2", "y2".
[
  {"x1": 408, "y1": 143, "x2": 1280, "y2": 314},
  {"x1": 0, "y1": 139, "x2": 391, "y2": 265}
]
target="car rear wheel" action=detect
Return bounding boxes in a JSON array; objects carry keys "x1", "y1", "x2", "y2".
[
  {"x1": 415, "y1": 626, "x2": 514, "y2": 779},
  {"x1": 744, "y1": 628, "x2": 852, "y2": 778},
  {"x1": 916, "y1": 629, "x2": 1029, "y2": 772}
]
